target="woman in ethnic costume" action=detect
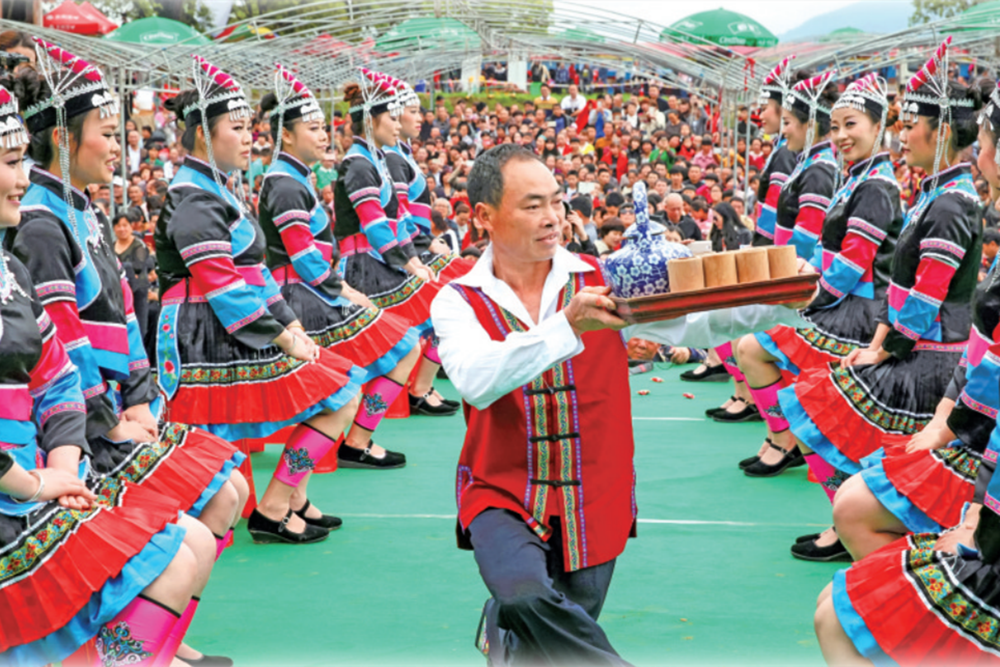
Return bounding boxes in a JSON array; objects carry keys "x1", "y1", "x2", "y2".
[
  {"x1": 737, "y1": 74, "x2": 903, "y2": 493},
  {"x1": 258, "y1": 64, "x2": 416, "y2": 470},
  {"x1": 829, "y1": 72, "x2": 1000, "y2": 568},
  {"x1": 156, "y1": 57, "x2": 363, "y2": 545},
  {"x1": 751, "y1": 57, "x2": 803, "y2": 249},
  {"x1": 708, "y1": 59, "x2": 804, "y2": 424},
  {"x1": 781, "y1": 38, "x2": 984, "y2": 564},
  {"x1": 385, "y1": 76, "x2": 474, "y2": 415},
  {"x1": 0, "y1": 82, "x2": 217, "y2": 667},
  {"x1": 817, "y1": 408, "x2": 1000, "y2": 664},
  {"x1": 334, "y1": 70, "x2": 457, "y2": 417},
  {"x1": 5, "y1": 41, "x2": 241, "y2": 665},
  {"x1": 712, "y1": 72, "x2": 842, "y2": 472}
]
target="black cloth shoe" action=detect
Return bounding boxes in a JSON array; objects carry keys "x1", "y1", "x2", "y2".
[
  {"x1": 791, "y1": 537, "x2": 852, "y2": 562},
  {"x1": 409, "y1": 391, "x2": 459, "y2": 416},
  {"x1": 795, "y1": 532, "x2": 822, "y2": 543},
  {"x1": 738, "y1": 438, "x2": 772, "y2": 470},
  {"x1": 176, "y1": 655, "x2": 235, "y2": 666},
  {"x1": 338, "y1": 440, "x2": 406, "y2": 469},
  {"x1": 744, "y1": 443, "x2": 803, "y2": 478},
  {"x1": 706, "y1": 396, "x2": 739, "y2": 418},
  {"x1": 431, "y1": 385, "x2": 460, "y2": 409},
  {"x1": 712, "y1": 402, "x2": 762, "y2": 423},
  {"x1": 247, "y1": 508, "x2": 329, "y2": 545},
  {"x1": 293, "y1": 499, "x2": 343, "y2": 530},
  {"x1": 680, "y1": 363, "x2": 729, "y2": 382}
]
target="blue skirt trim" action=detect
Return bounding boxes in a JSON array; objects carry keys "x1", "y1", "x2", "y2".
[
  {"x1": 187, "y1": 450, "x2": 247, "y2": 518},
  {"x1": 0, "y1": 523, "x2": 187, "y2": 667},
  {"x1": 859, "y1": 455, "x2": 942, "y2": 534},
  {"x1": 193, "y1": 365, "x2": 366, "y2": 442},
  {"x1": 831, "y1": 569, "x2": 899, "y2": 667},
  {"x1": 411, "y1": 317, "x2": 433, "y2": 337},
  {"x1": 779, "y1": 384, "x2": 861, "y2": 474},
  {"x1": 754, "y1": 330, "x2": 802, "y2": 376},
  {"x1": 363, "y1": 326, "x2": 419, "y2": 380}
]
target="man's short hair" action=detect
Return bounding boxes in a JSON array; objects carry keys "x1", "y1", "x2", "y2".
[
  {"x1": 669, "y1": 166, "x2": 686, "y2": 176},
  {"x1": 605, "y1": 191, "x2": 625, "y2": 208},
  {"x1": 985, "y1": 228, "x2": 1000, "y2": 245},
  {"x1": 467, "y1": 144, "x2": 542, "y2": 209},
  {"x1": 569, "y1": 195, "x2": 594, "y2": 219}
]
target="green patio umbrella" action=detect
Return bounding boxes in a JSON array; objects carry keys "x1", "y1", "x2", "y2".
[
  {"x1": 558, "y1": 27, "x2": 606, "y2": 44},
  {"x1": 955, "y1": 0, "x2": 1000, "y2": 31},
  {"x1": 660, "y1": 7, "x2": 778, "y2": 48},
  {"x1": 376, "y1": 17, "x2": 481, "y2": 52},
  {"x1": 819, "y1": 26, "x2": 869, "y2": 42},
  {"x1": 105, "y1": 16, "x2": 210, "y2": 46}
]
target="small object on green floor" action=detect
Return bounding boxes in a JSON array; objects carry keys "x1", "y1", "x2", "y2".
[
  {"x1": 683, "y1": 392, "x2": 695, "y2": 399},
  {"x1": 651, "y1": 376, "x2": 664, "y2": 383},
  {"x1": 637, "y1": 389, "x2": 650, "y2": 396}
]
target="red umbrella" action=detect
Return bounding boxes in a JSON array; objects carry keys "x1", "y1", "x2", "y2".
[
  {"x1": 43, "y1": 0, "x2": 100, "y2": 35},
  {"x1": 77, "y1": 1, "x2": 118, "y2": 35}
]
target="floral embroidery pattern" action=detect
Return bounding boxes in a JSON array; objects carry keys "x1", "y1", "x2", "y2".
[
  {"x1": 905, "y1": 543, "x2": 1000, "y2": 650},
  {"x1": 363, "y1": 392, "x2": 388, "y2": 417},
  {"x1": 96, "y1": 621, "x2": 152, "y2": 666},
  {"x1": 799, "y1": 327, "x2": 859, "y2": 358},
  {"x1": 311, "y1": 306, "x2": 379, "y2": 348},
  {"x1": 372, "y1": 275, "x2": 423, "y2": 309},
  {"x1": 833, "y1": 367, "x2": 930, "y2": 434},
  {"x1": 180, "y1": 355, "x2": 304, "y2": 386},
  {"x1": 930, "y1": 447, "x2": 981, "y2": 481},
  {"x1": 283, "y1": 446, "x2": 315, "y2": 475}
]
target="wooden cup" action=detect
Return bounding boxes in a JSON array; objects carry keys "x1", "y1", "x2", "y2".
[
  {"x1": 767, "y1": 245, "x2": 799, "y2": 279},
  {"x1": 735, "y1": 248, "x2": 771, "y2": 284},
  {"x1": 668, "y1": 256, "x2": 705, "y2": 293},
  {"x1": 702, "y1": 252, "x2": 738, "y2": 288}
]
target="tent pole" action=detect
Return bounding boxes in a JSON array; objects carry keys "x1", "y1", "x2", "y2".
[{"x1": 115, "y1": 66, "x2": 128, "y2": 220}]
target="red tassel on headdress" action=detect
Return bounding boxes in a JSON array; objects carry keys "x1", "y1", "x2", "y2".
[
  {"x1": 851, "y1": 73, "x2": 878, "y2": 93},
  {"x1": 276, "y1": 64, "x2": 310, "y2": 97},
  {"x1": 907, "y1": 37, "x2": 951, "y2": 93},
  {"x1": 34, "y1": 38, "x2": 102, "y2": 82},
  {"x1": 795, "y1": 70, "x2": 836, "y2": 94},
  {"x1": 764, "y1": 56, "x2": 793, "y2": 85},
  {"x1": 193, "y1": 56, "x2": 239, "y2": 91}
]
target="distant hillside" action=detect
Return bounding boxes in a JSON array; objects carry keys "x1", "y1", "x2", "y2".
[{"x1": 780, "y1": 0, "x2": 911, "y2": 41}]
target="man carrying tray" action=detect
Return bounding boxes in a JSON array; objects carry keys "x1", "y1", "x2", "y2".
[{"x1": 430, "y1": 144, "x2": 812, "y2": 665}]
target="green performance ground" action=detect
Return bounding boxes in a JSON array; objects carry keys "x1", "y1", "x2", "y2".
[{"x1": 187, "y1": 364, "x2": 845, "y2": 666}]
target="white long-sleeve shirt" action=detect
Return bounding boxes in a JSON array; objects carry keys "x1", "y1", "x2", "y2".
[{"x1": 430, "y1": 245, "x2": 807, "y2": 410}]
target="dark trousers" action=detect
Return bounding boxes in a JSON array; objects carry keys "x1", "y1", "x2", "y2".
[{"x1": 468, "y1": 509, "x2": 630, "y2": 666}]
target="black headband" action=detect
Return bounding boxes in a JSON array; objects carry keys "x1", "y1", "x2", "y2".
[
  {"x1": 900, "y1": 94, "x2": 976, "y2": 122},
  {"x1": 24, "y1": 82, "x2": 117, "y2": 134}
]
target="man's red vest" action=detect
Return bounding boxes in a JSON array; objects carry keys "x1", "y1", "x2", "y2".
[{"x1": 451, "y1": 255, "x2": 636, "y2": 573}]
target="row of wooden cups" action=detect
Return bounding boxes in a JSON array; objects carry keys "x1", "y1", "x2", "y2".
[{"x1": 667, "y1": 245, "x2": 799, "y2": 293}]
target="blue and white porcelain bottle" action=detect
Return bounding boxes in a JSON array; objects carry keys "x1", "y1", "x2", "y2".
[{"x1": 604, "y1": 182, "x2": 691, "y2": 298}]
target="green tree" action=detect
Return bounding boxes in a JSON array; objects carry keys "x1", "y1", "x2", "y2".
[
  {"x1": 85, "y1": 0, "x2": 215, "y2": 32},
  {"x1": 909, "y1": 0, "x2": 984, "y2": 25}
]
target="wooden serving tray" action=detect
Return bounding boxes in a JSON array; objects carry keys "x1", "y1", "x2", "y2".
[{"x1": 612, "y1": 274, "x2": 820, "y2": 324}]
